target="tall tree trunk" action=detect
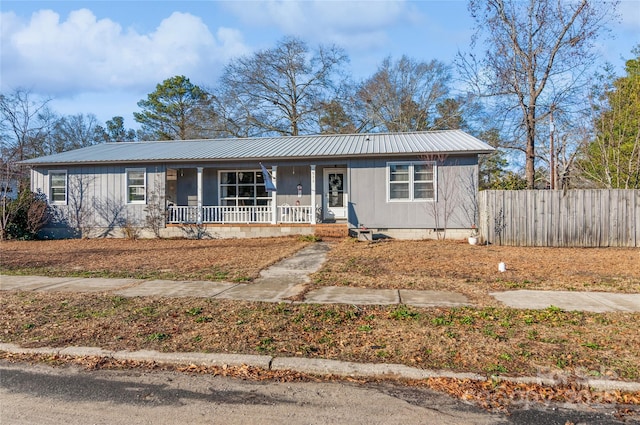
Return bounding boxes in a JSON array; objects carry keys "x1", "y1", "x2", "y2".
[{"x1": 525, "y1": 105, "x2": 536, "y2": 188}]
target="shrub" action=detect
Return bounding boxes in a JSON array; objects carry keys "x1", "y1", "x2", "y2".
[{"x1": 1, "y1": 189, "x2": 49, "y2": 240}]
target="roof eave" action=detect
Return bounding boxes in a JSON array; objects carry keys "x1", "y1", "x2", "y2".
[{"x1": 22, "y1": 149, "x2": 495, "y2": 167}]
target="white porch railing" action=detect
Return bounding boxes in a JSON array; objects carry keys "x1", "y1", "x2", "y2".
[
  {"x1": 277, "y1": 205, "x2": 314, "y2": 223},
  {"x1": 167, "y1": 205, "x2": 313, "y2": 224},
  {"x1": 167, "y1": 206, "x2": 199, "y2": 223}
]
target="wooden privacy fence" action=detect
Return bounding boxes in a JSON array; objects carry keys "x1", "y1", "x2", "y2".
[{"x1": 478, "y1": 190, "x2": 640, "y2": 247}]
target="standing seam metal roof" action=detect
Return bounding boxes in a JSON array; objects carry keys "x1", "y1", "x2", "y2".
[{"x1": 21, "y1": 130, "x2": 494, "y2": 165}]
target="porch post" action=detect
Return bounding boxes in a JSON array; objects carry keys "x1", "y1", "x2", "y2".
[
  {"x1": 310, "y1": 164, "x2": 316, "y2": 224},
  {"x1": 270, "y1": 165, "x2": 277, "y2": 224},
  {"x1": 197, "y1": 167, "x2": 203, "y2": 224}
]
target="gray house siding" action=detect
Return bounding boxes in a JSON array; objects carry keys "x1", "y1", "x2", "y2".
[
  {"x1": 347, "y1": 155, "x2": 479, "y2": 232},
  {"x1": 31, "y1": 164, "x2": 166, "y2": 238}
]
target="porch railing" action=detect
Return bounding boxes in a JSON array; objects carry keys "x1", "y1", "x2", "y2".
[
  {"x1": 278, "y1": 205, "x2": 314, "y2": 223},
  {"x1": 167, "y1": 205, "x2": 313, "y2": 224}
]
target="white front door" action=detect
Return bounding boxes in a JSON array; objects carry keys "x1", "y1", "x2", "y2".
[{"x1": 323, "y1": 168, "x2": 347, "y2": 220}]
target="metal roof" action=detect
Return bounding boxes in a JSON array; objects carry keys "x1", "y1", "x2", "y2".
[{"x1": 21, "y1": 130, "x2": 494, "y2": 165}]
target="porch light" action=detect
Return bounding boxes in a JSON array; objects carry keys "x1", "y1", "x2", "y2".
[{"x1": 297, "y1": 183, "x2": 302, "y2": 197}]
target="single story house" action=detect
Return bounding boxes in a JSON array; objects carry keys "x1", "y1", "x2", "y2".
[{"x1": 21, "y1": 130, "x2": 494, "y2": 239}]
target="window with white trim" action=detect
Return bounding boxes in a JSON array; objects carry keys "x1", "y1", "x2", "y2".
[
  {"x1": 126, "y1": 168, "x2": 146, "y2": 204},
  {"x1": 219, "y1": 170, "x2": 270, "y2": 206},
  {"x1": 49, "y1": 170, "x2": 67, "y2": 204},
  {"x1": 387, "y1": 161, "x2": 436, "y2": 201}
]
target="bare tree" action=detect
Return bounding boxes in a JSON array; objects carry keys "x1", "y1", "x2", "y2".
[
  {"x1": 1, "y1": 89, "x2": 56, "y2": 197},
  {"x1": 357, "y1": 56, "x2": 451, "y2": 132},
  {"x1": 216, "y1": 36, "x2": 348, "y2": 137},
  {"x1": 46, "y1": 114, "x2": 103, "y2": 154},
  {"x1": 1, "y1": 89, "x2": 55, "y2": 162},
  {"x1": 459, "y1": 0, "x2": 617, "y2": 188}
]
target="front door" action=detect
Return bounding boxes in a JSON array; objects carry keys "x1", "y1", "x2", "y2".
[{"x1": 323, "y1": 168, "x2": 347, "y2": 220}]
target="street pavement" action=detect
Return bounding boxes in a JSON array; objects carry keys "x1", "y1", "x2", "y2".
[{"x1": 1, "y1": 241, "x2": 640, "y2": 394}]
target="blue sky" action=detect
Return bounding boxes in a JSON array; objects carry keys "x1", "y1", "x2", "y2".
[{"x1": 2, "y1": 1, "x2": 639, "y2": 127}]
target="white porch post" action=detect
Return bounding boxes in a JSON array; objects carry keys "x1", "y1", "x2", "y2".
[
  {"x1": 310, "y1": 164, "x2": 316, "y2": 224},
  {"x1": 270, "y1": 165, "x2": 277, "y2": 224},
  {"x1": 197, "y1": 167, "x2": 203, "y2": 224}
]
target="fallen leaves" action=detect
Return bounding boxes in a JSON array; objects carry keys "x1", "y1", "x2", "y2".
[
  {"x1": 1, "y1": 351, "x2": 638, "y2": 416},
  {"x1": 1, "y1": 292, "x2": 639, "y2": 381},
  {"x1": 422, "y1": 377, "x2": 640, "y2": 413}
]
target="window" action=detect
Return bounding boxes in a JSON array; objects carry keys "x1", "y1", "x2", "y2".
[
  {"x1": 49, "y1": 170, "x2": 67, "y2": 204},
  {"x1": 387, "y1": 161, "x2": 436, "y2": 201},
  {"x1": 219, "y1": 170, "x2": 270, "y2": 206},
  {"x1": 126, "y1": 168, "x2": 146, "y2": 204}
]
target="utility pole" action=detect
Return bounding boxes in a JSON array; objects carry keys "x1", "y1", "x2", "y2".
[{"x1": 549, "y1": 105, "x2": 555, "y2": 190}]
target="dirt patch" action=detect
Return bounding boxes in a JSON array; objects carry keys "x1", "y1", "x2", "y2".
[
  {"x1": 310, "y1": 239, "x2": 640, "y2": 305},
  {"x1": 1, "y1": 237, "x2": 310, "y2": 282}
]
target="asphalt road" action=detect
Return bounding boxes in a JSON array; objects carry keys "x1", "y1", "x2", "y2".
[{"x1": 0, "y1": 361, "x2": 636, "y2": 425}]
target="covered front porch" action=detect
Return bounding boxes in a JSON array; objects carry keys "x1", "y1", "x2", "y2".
[{"x1": 164, "y1": 164, "x2": 348, "y2": 225}]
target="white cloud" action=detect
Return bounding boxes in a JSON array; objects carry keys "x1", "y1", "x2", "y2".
[
  {"x1": 0, "y1": 9, "x2": 249, "y2": 96},
  {"x1": 224, "y1": 0, "x2": 416, "y2": 50}
]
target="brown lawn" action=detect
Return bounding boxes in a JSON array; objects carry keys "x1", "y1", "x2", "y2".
[
  {"x1": 2, "y1": 237, "x2": 638, "y2": 298},
  {"x1": 311, "y1": 239, "x2": 640, "y2": 305},
  {"x1": 1, "y1": 237, "x2": 311, "y2": 282},
  {"x1": 1, "y1": 236, "x2": 639, "y2": 412}
]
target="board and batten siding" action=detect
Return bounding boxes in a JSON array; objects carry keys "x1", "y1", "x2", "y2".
[
  {"x1": 478, "y1": 190, "x2": 640, "y2": 247},
  {"x1": 31, "y1": 165, "x2": 165, "y2": 238},
  {"x1": 348, "y1": 155, "x2": 479, "y2": 230}
]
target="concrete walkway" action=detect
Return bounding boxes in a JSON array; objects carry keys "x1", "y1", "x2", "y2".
[{"x1": 1, "y1": 242, "x2": 639, "y2": 312}]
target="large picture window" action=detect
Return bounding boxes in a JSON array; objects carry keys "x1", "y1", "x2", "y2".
[
  {"x1": 387, "y1": 161, "x2": 435, "y2": 201},
  {"x1": 49, "y1": 170, "x2": 67, "y2": 204},
  {"x1": 126, "y1": 168, "x2": 146, "y2": 204},
  {"x1": 219, "y1": 170, "x2": 270, "y2": 206}
]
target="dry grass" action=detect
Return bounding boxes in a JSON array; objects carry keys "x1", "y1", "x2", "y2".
[
  {"x1": 1, "y1": 237, "x2": 310, "y2": 282},
  {"x1": 311, "y1": 239, "x2": 640, "y2": 305},
  {"x1": 1, "y1": 236, "x2": 639, "y2": 400},
  {"x1": 2, "y1": 291, "x2": 639, "y2": 382}
]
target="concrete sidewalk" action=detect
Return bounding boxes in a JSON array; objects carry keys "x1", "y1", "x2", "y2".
[{"x1": 1, "y1": 242, "x2": 639, "y2": 312}]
